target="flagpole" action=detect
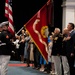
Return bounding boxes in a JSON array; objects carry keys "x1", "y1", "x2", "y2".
[{"x1": 16, "y1": 26, "x2": 24, "y2": 35}]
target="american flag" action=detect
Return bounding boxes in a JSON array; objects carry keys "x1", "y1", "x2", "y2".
[{"x1": 5, "y1": 0, "x2": 15, "y2": 36}]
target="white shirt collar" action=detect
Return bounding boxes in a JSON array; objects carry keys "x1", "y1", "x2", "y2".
[{"x1": 69, "y1": 30, "x2": 74, "y2": 33}]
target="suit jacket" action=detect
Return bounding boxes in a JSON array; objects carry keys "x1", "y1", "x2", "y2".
[
  {"x1": 66, "y1": 30, "x2": 75, "y2": 56},
  {"x1": 52, "y1": 33, "x2": 63, "y2": 55},
  {"x1": 61, "y1": 34, "x2": 67, "y2": 56}
]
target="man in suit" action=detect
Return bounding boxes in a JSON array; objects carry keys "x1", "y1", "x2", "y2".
[{"x1": 66, "y1": 23, "x2": 75, "y2": 75}]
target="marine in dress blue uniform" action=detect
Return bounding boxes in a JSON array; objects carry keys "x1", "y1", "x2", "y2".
[{"x1": 0, "y1": 21, "x2": 12, "y2": 75}]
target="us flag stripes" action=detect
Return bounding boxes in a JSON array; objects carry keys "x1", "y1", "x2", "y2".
[{"x1": 5, "y1": 0, "x2": 15, "y2": 36}]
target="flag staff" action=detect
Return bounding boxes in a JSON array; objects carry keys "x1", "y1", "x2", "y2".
[{"x1": 16, "y1": 26, "x2": 24, "y2": 35}]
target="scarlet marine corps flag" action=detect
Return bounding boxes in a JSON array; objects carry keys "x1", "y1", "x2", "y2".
[{"x1": 25, "y1": 4, "x2": 50, "y2": 62}]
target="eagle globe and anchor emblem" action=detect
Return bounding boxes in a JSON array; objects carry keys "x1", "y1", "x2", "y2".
[{"x1": 41, "y1": 26, "x2": 49, "y2": 38}]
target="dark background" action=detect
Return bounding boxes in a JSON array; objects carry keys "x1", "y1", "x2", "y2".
[{"x1": 0, "y1": 0, "x2": 63, "y2": 33}]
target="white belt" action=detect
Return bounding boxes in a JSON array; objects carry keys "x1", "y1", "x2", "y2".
[{"x1": 0, "y1": 43, "x2": 6, "y2": 46}]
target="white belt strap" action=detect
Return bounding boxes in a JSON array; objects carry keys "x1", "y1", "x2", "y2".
[{"x1": 0, "y1": 43, "x2": 6, "y2": 46}]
